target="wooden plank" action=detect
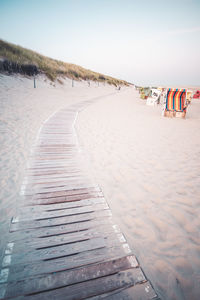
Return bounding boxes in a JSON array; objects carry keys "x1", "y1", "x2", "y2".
[
  {"x1": 24, "y1": 184, "x2": 99, "y2": 199},
  {"x1": 20, "y1": 197, "x2": 106, "y2": 214},
  {"x1": 4, "y1": 237, "x2": 107, "y2": 266},
  {"x1": 19, "y1": 198, "x2": 106, "y2": 217},
  {"x1": 27, "y1": 164, "x2": 80, "y2": 169},
  {"x1": 13, "y1": 202, "x2": 109, "y2": 222},
  {"x1": 26, "y1": 193, "x2": 104, "y2": 206},
  {"x1": 23, "y1": 177, "x2": 91, "y2": 188},
  {"x1": 16, "y1": 269, "x2": 145, "y2": 300},
  {"x1": 33, "y1": 145, "x2": 77, "y2": 149},
  {"x1": 22, "y1": 190, "x2": 101, "y2": 203},
  {"x1": 32, "y1": 147, "x2": 78, "y2": 151},
  {"x1": 7, "y1": 224, "x2": 121, "y2": 253},
  {"x1": 26, "y1": 172, "x2": 83, "y2": 178},
  {"x1": 26, "y1": 171, "x2": 85, "y2": 179},
  {"x1": 27, "y1": 164, "x2": 81, "y2": 170},
  {"x1": 29, "y1": 157, "x2": 80, "y2": 161},
  {"x1": 9, "y1": 218, "x2": 114, "y2": 240},
  {"x1": 25, "y1": 175, "x2": 94, "y2": 185},
  {"x1": 24, "y1": 186, "x2": 101, "y2": 198},
  {"x1": 26, "y1": 168, "x2": 82, "y2": 174},
  {"x1": 90, "y1": 281, "x2": 158, "y2": 300},
  {"x1": 6, "y1": 245, "x2": 132, "y2": 282},
  {"x1": 10, "y1": 208, "x2": 112, "y2": 232},
  {"x1": 4, "y1": 235, "x2": 130, "y2": 272},
  {"x1": 24, "y1": 183, "x2": 101, "y2": 203},
  {"x1": 22, "y1": 183, "x2": 99, "y2": 196},
  {"x1": 23, "y1": 182, "x2": 98, "y2": 193},
  {"x1": 22, "y1": 182, "x2": 99, "y2": 196},
  {"x1": 29, "y1": 159, "x2": 81, "y2": 166},
  {"x1": 30, "y1": 157, "x2": 80, "y2": 161},
  {"x1": 4, "y1": 256, "x2": 140, "y2": 299},
  {"x1": 5, "y1": 246, "x2": 135, "y2": 285},
  {"x1": 31, "y1": 156, "x2": 80, "y2": 161},
  {"x1": 25, "y1": 186, "x2": 101, "y2": 199},
  {"x1": 30, "y1": 151, "x2": 78, "y2": 154},
  {"x1": 3, "y1": 239, "x2": 132, "y2": 279}
]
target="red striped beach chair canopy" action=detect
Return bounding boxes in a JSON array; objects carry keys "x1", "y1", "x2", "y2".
[{"x1": 166, "y1": 88, "x2": 187, "y2": 112}]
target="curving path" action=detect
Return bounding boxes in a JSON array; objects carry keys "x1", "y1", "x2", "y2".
[{"x1": 0, "y1": 97, "x2": 158, "y2": 299}]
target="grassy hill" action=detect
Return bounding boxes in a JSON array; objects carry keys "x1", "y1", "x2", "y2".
[{"x1": 0, "y1": 39, "x2": 128, "y2": 86}]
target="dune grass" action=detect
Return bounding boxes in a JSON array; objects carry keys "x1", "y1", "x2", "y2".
[{"x1": 0, "y1": 39, "x2": 129, "y2": 86}]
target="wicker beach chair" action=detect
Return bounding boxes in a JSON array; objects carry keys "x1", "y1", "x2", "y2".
[
  {"x1": 139, "y1": 87, "x2": 151, "y2": 99},
  {"x1": 163, "y1": 88, "x2": 187, "y2": 118},
  {"x1": 146, "y1": 88, "x2": 161, "y2": 106},
  {"x1": 186, "y1": 90, "x2": 193, "y2": 105}
]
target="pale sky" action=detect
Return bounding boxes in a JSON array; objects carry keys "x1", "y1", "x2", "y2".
[{"x1": 0, "y1": 0, "x2": 200, "y2": 86}]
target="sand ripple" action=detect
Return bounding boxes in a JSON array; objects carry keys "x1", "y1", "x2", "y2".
[{"x1": 77, "y1": 87, "x2": 200, "y2": 300}]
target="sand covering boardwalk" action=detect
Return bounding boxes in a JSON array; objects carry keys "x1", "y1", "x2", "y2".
[{"x1": 0, "y1": 99, "x2": 158, "y2": 299}]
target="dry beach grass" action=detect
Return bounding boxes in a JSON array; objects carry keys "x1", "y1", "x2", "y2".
[{"x1": 0, "y1": 39, "x2": 128, "y2": 86}]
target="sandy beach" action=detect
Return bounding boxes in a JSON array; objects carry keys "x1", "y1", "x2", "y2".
[
  {"x1": 0, "y1": 74, "x2": 200, "y2": 299},
  {"x1": 76, "y1": 87, "x2": 200, "y2": 300}
]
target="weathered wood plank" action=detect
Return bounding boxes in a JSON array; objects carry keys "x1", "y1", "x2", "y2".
[
  {"x1": 26, "y1": 194, "x2": 104, "y2": 206},
  {"x1": 22, "y1": 183, "x2": 99, "y2": 196},
  {"x1": 13, "y1": 202, "x2": 109, "y2": 223},
  {"x1": 90, "y1": 281, "x2": 158, "y2": 300},
  {"x1": 23, "y1": 186, "x2": 101, "y2": 198},
  {"x1": 25, "y1": 172, "x2": 85, "y2": 179},
  {"x1": 20, "y1": 197, "x2": 106, "y2": 214},
  {"x1": 25, "y1": 186, "x2": 101, "y2": 199},
  {"x1": 23, "y1": 180, "x2": 98, "y2": 194},
  {"x1": 24, "y1": 177, "x2": 91, "y2": 187},
  {"x1": 9, "y1": 218, "x2": 114, "y2": 240},
  {"x1": 4, "y1": 234, "x2": 130, "y2": 270},
  {"x1": 4, "y1": 256, "x2": 140, "y2": 299},
  {"x1": 22, "y1": 191, "x2": 101, "y2": 204},
  {"x1": 4, "y1": 237, "x2": 108, "y2": 266},
  {"x1": 6, "y1": 244, "x2": 133, "y2": 282},
  {"x1": 10, "y1": 208, "x2": 112, "y2": 232},
  {"x1": 7, "y1": 224, "x2": 121, "y2": 254},
  {"x1": 22, "y1": 184, "x2": 100, "y2": 197},
  {"x1": 17, "y1": 269, "x2": 145, "y2": 300},
  {"x1": 29, "y1": 159, "x2": 81, "y2": 166}
]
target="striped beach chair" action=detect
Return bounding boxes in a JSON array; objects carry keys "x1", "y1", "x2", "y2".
[{"x1": 163, "y1": 88, "x2": 187, "y2": 118}]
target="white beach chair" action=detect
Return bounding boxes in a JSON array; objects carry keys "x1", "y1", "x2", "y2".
[{"x1": 146, "y1": 89, "x2": 161, "y2": 106}]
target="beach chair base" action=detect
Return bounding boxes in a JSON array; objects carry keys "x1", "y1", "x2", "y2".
[
  {"x1": 164, "y1": 111, "x2": 174, "y2": 118},
  {"x1": 146, "y1": 97, "x2": 158, "y2": 106},
  {"x1": 175, "y1": 111, "x2": 186, "y2": 118},
  {"x1": 164, "y1": 110, "x2": 186, "y2": 119}
]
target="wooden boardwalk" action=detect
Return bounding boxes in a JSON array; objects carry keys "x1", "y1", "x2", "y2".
[{"x1": 0, "y1": 100, "x2": 158, "y2": 299}]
